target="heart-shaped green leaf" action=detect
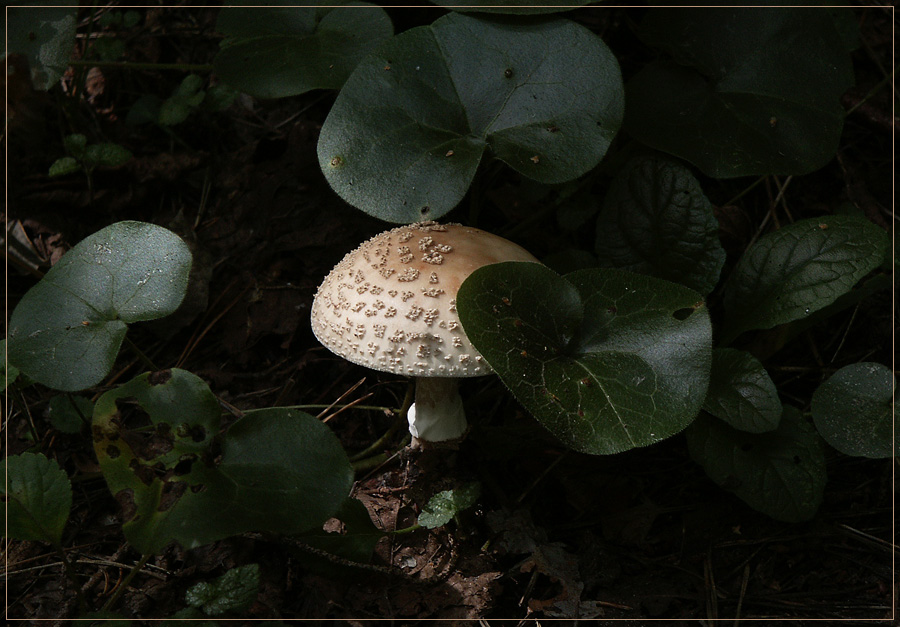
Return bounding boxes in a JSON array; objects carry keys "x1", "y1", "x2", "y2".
[
  {"x1": 811, "y1": 362, "x2": 896, "y2": 459},
  {"x1": 1, "y1": 452, "x2": 72, "y2": 545},
  {"x1": 722, "y1": 215, "x2": 889, "y2": 342},
  {"x1": 703, "y1": 348, "x2": 782, "y2": 434},
  {"x1": 625, "y1": 8, "x2": 854, "y2": 178},
  {"x1": 93, "y1": 369, "x2": 353, "y2": 554},
  {"x1": 418, "y1": 482, "x2": 482, "y2": 529},
  {"x1": 301, "y1": 498, "x2": 385, "y2": 564},
  {"x1": 7, "y1": 221, "x2": 192, "y2": 391},
  {"x1": 687, "y1": 407, "x2": 826, "y2": 522},
  {"x1": 318, "y1": 12, "x2": 623, "y2": 223},
  {"x1": 595, "y1": 155, "x2": 725, "y2": 295},
  {"x1": 214, "y1": 3, "x2": 393, "y2": 99},
  {"x1": 6, "y1": 3, "x2": 77, "y2": 91},
  {"x1": 458, "y1": 262, "x2": 712, "y2": 455}
]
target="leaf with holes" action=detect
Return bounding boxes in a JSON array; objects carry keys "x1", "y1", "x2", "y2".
[
  {"x1": 811, "y1": 362, "x2": 896, "y2": 459},
  {"x1": 703, "y1": 348, "x2": 782, "y2": 434},
  {"x1": 1, "y1": 453, "x2": 72, "y2": 545},
  {"x1": 318, "y1": 11, "x2": 623, "y2": 223},
  {"x1": 687, "y1": 408, "x2": 826, "y2": 522},
  {"x1": 6, "y1": 221, "x2": 192, "y2": 391},
  {"x1": 214, "y1": 3, "x2": 393, "y2": 99},
  {"x1": 458, "y1": 262, "x2": 712, "y2": 455},
  {"x1": 625, "y1": 8, "x2": 854, "y2": 178},
  {"x1": 722, "y1": 216, "x2": 889, "y2": 342},
  {"x1": 595, "y1": 155, "x2": 725, "y2": 295},
  {"x1": 92, "y1": 369, "x2": 353, "y2": 554}
]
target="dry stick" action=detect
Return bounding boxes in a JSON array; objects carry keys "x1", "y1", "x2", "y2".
[
  {"x1": 733, "y1": 563, "x2": 751, "y2": 626},
  {"x1": 315, "y1": 378, "x2": 367, "y2": 420},
  {"x1": 100, "y1": 553, "x2": 152, "y2": 613}
]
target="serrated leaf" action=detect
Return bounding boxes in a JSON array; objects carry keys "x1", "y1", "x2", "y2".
[
  {"x1": 595, "y1": 155, "x2": 725, "y2": 294},
  {"x1": 185, "y1": 564, "x2": 260, "y2": 616},
  {"x1": 722, "y1": 216, "x2": 889, "y2": 342},
  {"x1": 83, "y1": 143, "x2": 133, "y2": 169},
  {"x1": 48, "y1": 394, "x2": 93, "y2": 433},
  {"x1": 7, "y1": 221, "x2": 192, "y2": 391},
  {"x1": 811, "y1": 362, "x2": 896, "y2": 459},
  {"x1": 687, "y1": 408, "x2": 826, "y2": 522},
  {"x1": 1, "y1": 452, "x2": 72, "y2": 545},
  {"x1": 318, "y1": 12, "x2": 623, "y2": 223},
  {"x1": 93, "y1": 369, "x2": 354, "y2": 553},
  {"x1": 48, "y1": 156, "x2": 80, "y2": 177},
  {"x1": 6, "y1": 3, "x2": 77, "y2": 90},
  {"x1": 214, "y1": 3, "x2": 393, "y2": 99},
  {"x1": 703, "y1": 348, "x2": 781, "y2": 434},
  {"x1": 625, "y1": 8, "x2": 854, "y2": 178},
  {"x1": 418, "y1": 482, "x2": 481, "y2": 529},
  {"x1": 458, "y1": 262, "x2": 712, "y2": 455}
]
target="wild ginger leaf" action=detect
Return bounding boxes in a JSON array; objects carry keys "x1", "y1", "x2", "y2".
[
  {"x1": 318, "y1": 12, "x2": 623, "y2": 222},
  {"x1": 458, "y1": 262, "x2": 711, "y2": 455},
  {"x1": 811, "y1": 362, "x2": 896, "y2": 459},
  {"x1": 703, "y1": 348, "x2": 782, "y2": 434},
  {"x1": 687, "y1": 408, "x2": 826, "y2": 522},
  {"x1": 93, "y1": 369, "x2": 354, "y2": 554},
  {"x1": 722, "y1": 216, "x2": 889, "y2": 342},
  {"x1": 7, "y1": 221, "x2": 192, "y2": 391},
  {"x1": 595, "y1": 155, "x2": 725, "y2": 295}
]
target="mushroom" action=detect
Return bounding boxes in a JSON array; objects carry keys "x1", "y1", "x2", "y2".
[{"x1": 310, "y1": 221, "x2": 539, "y2": 443}]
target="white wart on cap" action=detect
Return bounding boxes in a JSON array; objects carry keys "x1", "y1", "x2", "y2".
[{"x1": 311, "y1": 221, "x2": 539, "y2": 442}]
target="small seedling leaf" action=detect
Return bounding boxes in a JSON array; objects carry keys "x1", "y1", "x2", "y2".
[
  {"x1": 687, "y1": 408, "x2": 826, "y2": 522},
  {"x1": 185, "y1": 564, "x2": 260, "y2": 616},
  {"x1": 48, "y1": 156, "x2": 81, "y2": 177},
  {"x1": 625, "y1": 8, "x2": 854, "y2": 178},
  {"x1": 6, "y1": 3, "x2": 77, "y2": 90},
  {"x1": 458, "y1": 263, "x2": 712, "y2": 455},
  {"x1": 595, "y1": 155, "x2": 725, "y2": 295},
  {"x1": 48, "y1": 394, "x2": 94, "y2": 433},
  {"x1": 7, "y1": 221, "x2": 192, "y2": 391},
  {"x1": 418, "y1": 482, "x2": 482, "y2": 529},
  {"x1": 214, "y1": 3, "x2": 393, "y2": 99},
  {"x1": 83, "y1": 143, "x2": 133, "y2": 169},
  {"x1": 318, "y1": 12, "x2": 623, "y2": 222},
  {"x1": 722, "y1": 216, "x2": 889, "y2": 342},
  {"x1": 93, "y1": 370, "x2": 353, "y2": 553},
  {"x1": 1, "y1": 452, "x2": 72, "y2": 545},
  {"x1": 811, "y1": 362, "x2": 896, "y2": 458},
  {"x1": 703, "y1": 348, "x2": 781, "y2": 434}
]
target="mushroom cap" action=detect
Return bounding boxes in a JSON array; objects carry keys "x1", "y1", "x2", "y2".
[{"x1": 311, "y1": 222, "x2": 539, "y2": 378}]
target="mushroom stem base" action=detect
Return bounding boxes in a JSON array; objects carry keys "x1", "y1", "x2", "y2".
[{"x1": 407, "y1": 378, "x2": 467, "y2": 442}]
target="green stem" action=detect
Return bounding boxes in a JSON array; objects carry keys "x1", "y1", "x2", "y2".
[
  {"x1": 122, "y1": 336, "x2": 158, "y2": 372},
  {"x1": 349, "y1": 382, "x2": 414, "y2": 462},
  {"x1": 101, "y1": 552, "x2": 152, "y2": 613},
  {"x1": 54, "y1": 543, "x2": 88, "y2": 615},
  {"x1": 392, "y1": 523, "x2": 422, "y2": 535},
  {"x1": 68, "y1": 59, "x2": 214, "y2": 72}
]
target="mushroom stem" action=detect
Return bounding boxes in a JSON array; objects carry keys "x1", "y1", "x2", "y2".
[{"x1": 407, "y1": 377, "x2": 467, "y2": 442}]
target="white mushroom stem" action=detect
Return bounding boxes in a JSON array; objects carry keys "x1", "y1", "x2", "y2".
[{"x1": 407, "y1": 377, "x2": 467, "y2": 442}]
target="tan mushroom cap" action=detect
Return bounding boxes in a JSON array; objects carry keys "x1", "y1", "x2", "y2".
[{"x1": 311, "y1": 221, "x2": 539, "y2": 378}]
